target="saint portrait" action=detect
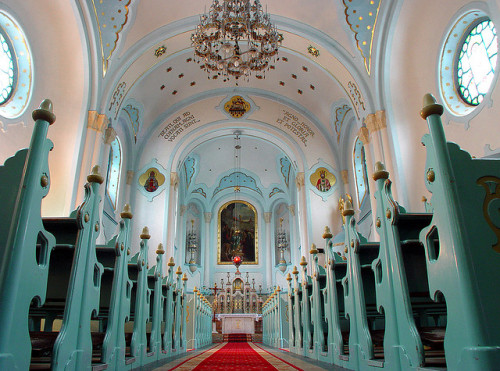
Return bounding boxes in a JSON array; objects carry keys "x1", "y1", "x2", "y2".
[
  {"x1": 218, "y1": 201, "x2": 258, "y2": 264},
  {"x1": 309, "y1": 167, "x2": 336, "y2": 193},
  {"x1": 138, "y1": 167, "x2": 166, "y2": 193}
]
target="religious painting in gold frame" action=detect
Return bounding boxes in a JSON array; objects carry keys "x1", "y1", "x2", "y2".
[{"x1": 218, "y1": 200, "x2": 258, "y2": 265}]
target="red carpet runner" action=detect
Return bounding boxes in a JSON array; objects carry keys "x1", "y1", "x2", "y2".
[{"x1": 169, "y1": 342, "x2": 303, "y2": 370}]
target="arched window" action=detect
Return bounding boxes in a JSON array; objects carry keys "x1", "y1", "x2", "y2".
[
  {"x1": 457, "y1": 18, "x2": 497, "y2": 106},
  {"x1": 106, "y1": 137, "x2": 121, "y2": 209},
  {"x1": 353, "y1": 137, "x2": 369, "y2": 207}
]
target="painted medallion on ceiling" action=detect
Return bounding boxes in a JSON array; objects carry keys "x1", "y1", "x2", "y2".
[{"x1": 224, "y1": 96, "x2": 251, "y2": 118}]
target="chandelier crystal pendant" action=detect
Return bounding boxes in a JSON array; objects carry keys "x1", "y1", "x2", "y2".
[{"x1": 191, "y1": 0, "x2": 282, "y2": 81}]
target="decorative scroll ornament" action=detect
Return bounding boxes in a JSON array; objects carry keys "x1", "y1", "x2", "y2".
[
  {"x1": 477, "y1": 176, "x2": 500, "y2": 252},
  {"x1": 224, "y1": 96, "x2": 251, "y2": 118}
]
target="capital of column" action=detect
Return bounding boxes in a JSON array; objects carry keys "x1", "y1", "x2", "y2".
[
  {"x1": 264, "y1": 212, "x2": 272, "y2": 224},
  {"x1": 104, "y1": 126, "x2": 117, "y2": 144},
  {"x1": 126, "y1": 170, "x2": 134, "y2": 185},
  {"x1": 88, "y1": 111, "x2": 109, "y2": 133},
  {"x1": 357, "y1": 126, "x2": 370, "y2": 145},
  {"x1": 179, "y1": 205, "x2": 187, "y2": 216},
  {"x1": 295, "y1": 172, "x2": 305, "y2": 191},
  {"x1": 341, "y1": 169, "x2": 349, "y2": 185},
  {"x1": 288, "y1": 204, "x2": 295, "y2": 216},
  {"x1": 364, "y1": 110, "x2": 386, "y2": 133},
  {"x1": 204, "y1": 212, "x2": 212, "y2": 223},
  {"x1": 170, "y1": 172, "x2": 179, "y2": 191}
]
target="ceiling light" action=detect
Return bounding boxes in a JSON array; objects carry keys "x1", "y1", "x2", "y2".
[{"x1": 191, "y1": 0, "x2": 283, "y2": 81}]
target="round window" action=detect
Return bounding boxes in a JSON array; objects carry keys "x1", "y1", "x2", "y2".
[
  {"x1": 456, "y1": 19, "x2": 497, "y2": 106},
  {"x1": 0, "y1": 11, "x2": 32, "y2": 119},
  {"x1": 439, "y1": 11, "x2": 498, "y2": 118},
  {"x1": 0, "y1": 29, "x2": 16, "y2": 105}
]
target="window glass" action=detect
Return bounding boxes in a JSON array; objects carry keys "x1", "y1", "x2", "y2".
[
  {"x1": 0, "y1": 30, "x2": 14, "y2": 104},
  {"x1": 353, "y1": 137, "x2": 369, "y2": 207},
  {"x1": 457, "y1": 19, "x2": 497, "y2": 106},
  {"x1": 106, "y1": 138, "x2": 121, "y2": 209}
]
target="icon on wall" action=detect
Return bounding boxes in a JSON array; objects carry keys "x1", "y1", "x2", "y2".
[
  {"x1": 138, "y1": 168, "x2": 166, "y2": 192},
  {"x1": 310, "y1": 167, "x2": 336, "y2": 192}
]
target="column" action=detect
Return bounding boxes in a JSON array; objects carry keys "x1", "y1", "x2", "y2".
[
  {"x1": 364, "y1": 110, "x2": 399, "y2": 201},
  {"x1": 96, "y1": 125, "x2": 116, "y2": 244},
  {"x1": 288, "y1": 204, "x2": 297, "y2": 265},
  {"x1": 358, "y1": 126, "x2": 378, "y2": 241},
  {"x1": 295, "y1": 173, "x2": 309, "y2": 261},
  {"x1": 166, "y1": 172, "x2": 179, "y2": 260},
  {"x1": 123, "y1": 170, "x2": 134, "y2": 204},
  {"x1": 264, "y1": 212, "x2": 273, "y2": 287},
  {"x1": 203, "y1": 212, "x2": 212, "y2": 285},
  {"x1": 74, "y1": 111, "x2": 108, "y2": 208}
]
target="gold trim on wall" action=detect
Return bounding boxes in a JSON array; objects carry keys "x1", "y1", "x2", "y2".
[{"x1": 217, "y1": 200, "x2": 259, "y2": 265}]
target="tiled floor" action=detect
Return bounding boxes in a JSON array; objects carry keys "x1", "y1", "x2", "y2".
[{"x1": 154, "y1": 343, "x2": 351, "y2": 370}]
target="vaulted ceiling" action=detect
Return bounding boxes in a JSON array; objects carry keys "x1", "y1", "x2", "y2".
[{"x1": 81, "y1": 0, "x2": 384, "y2": 176}]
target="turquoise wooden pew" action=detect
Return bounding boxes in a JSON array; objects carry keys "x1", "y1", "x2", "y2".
[
  {"x1": 420, "y1": 93, "x2": 500, "y2": 370},
  {"x1": 323, "y1": 228, "x2": 349, "y2": 363},
  {"x1": 148, "y1": 243, "x2": 166, "y2": 360},
  {"x1": 0, "y1": 100, "x2": 57, "y2": 371},
  {"x1": 309, "y1": 245, "x2": 328, "y2": 361}
]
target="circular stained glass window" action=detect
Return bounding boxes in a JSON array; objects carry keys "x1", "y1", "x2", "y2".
[
  {"x1": 457, "y1": 19, "x2": 498, "y2": 106},
  {"x1": 0, "y1": 29, "x2": 15, "y2": 105}
]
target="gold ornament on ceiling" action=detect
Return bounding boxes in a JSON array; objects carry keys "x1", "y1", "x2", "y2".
[
  {"x1": 224, "y1": 96, "x2": 251, "y2": 118},
  {"x1": 308, "y1": 45, "x2": 320, "y2": 57},
  {"x1": 155, "y1": 46, "x2": 167, "y2": 58}
]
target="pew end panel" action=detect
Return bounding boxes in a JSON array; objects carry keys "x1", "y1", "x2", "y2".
[
  {"x1": 0, "y1": 100, "x2": 57, "y2": 371},
  {"x1": 420, "y1": 93, "x2": 500, "y2": 370}
]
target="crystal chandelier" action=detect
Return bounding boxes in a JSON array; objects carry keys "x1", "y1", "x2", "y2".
[
  {"x1": 191, "y1": 0, "x2": 282, "y2": 81},
  {"x1": 187, "y1": 219, "x2": 198, "y2": 272},
  {"x1": 276, "y1": 217, "x2": 288, "y2": 272}
]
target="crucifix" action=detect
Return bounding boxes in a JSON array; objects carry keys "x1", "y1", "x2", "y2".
[{"x1": 208, "y1": 282, "x2": 223, "y2": 321}]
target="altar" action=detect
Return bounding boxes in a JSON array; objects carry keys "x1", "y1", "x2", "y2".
[{"x1": 216, "y1": 313, "x2": 260, "y2": 334}]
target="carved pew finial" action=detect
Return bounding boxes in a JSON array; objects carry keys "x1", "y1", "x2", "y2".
[
  {"x1": 286, "y1": 273, "x2": 292, "y2": 281},
  {"x1": 87, "y1": 165, "x2": 104, "y2": 184},
  {"x1": 373, "y1": 161, "x2": 389, "y2": 181},
  {"x1": 176, "y1": 266, "x2": 182, "y2": 275},
  {"x1": 342, "y1": 199, "x2": 354, "y2": 216},
  {"x1": 322, "y1": 226, "x2": 333, "y2": 239},
  {"x1": 32, "y1": 98, "x2": 56, "y2": 125},
  {"x1": 300, "y1": 256, "x2": 307, "y2": 266},
  {"x1": 156, "y1": 243, "x2": 164, "y2": 255},
  {"x1": 420, "y1": 93, "x2": 444, "y2": 119},
  {"x1": 168, "y1": 257, "x2": 175, "y2": 266},
  {"x1": 120, "y1": 203, "x2": 133, "y2": 219},
  {"x1": 310, "y1": 244, "x2": 318, "y2": 255},
  {"x1": 140, "y1": 226, "x2": 150, "y2": 239}
]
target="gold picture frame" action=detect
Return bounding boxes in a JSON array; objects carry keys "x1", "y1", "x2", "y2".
[{"x1": 218, "y1": 200, "x2": 259, "y2": 265}]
